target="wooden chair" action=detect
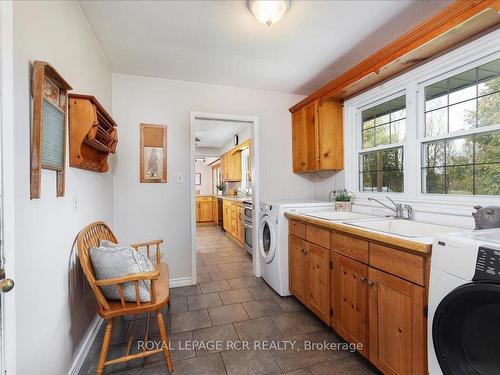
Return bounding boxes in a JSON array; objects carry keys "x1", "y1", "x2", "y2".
[{"x1": 76, "y1": 221, "x2": 174, "y2": 375}]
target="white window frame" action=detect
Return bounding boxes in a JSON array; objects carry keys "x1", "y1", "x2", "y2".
[
  {"x1": 344, "y1": 29, "x2": 500, "y2": 214},
  {"x1": 356, "y1": 90, "x2": 407, "y2": 194}
]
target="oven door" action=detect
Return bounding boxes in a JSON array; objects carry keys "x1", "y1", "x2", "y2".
[{"x1": 243, "y1": 220, "x2": 253, "y2": 255}]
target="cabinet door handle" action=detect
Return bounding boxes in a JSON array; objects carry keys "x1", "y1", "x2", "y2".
[
  {"x1": 367, "y1": 280, "x2": 374, "y2": 287},
  {"x1": 360, "y1": 277, "x2": 366, "y2": 283}
]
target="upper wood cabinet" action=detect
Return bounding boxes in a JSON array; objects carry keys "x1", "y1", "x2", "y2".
[
  {"x1": 292, "y1": 99, "x2": 343, "y2": 173},
  {"x1": 221, "y1": 150, "x2": 242, "y2": 182},
  {"x1": 368, "y1": 267, "x2": 425, "y2": 375}
]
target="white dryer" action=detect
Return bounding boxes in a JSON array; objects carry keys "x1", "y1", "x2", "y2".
[
  {"x1": 258, "y1": 200, "x2": 334, "y2": 296},
  {"x1": 428, "y1": 229, "x2": 500, "y2": 375}
]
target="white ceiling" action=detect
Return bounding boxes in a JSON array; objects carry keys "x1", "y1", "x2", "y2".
[
  {"x1": 195, "y1": 119, "x2": 251, "y2": 148},
  {"x1": 79, "y1": 0, "x2": 452, "y2": 95}
]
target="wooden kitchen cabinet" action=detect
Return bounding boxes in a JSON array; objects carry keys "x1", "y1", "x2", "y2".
[
  {"x1": 368, "y1": 267, "x2": 425, "y2": 375},
  {"x1": 333, "y1": 252, "x2": 369, "y2": 358},
  {"x1": 292, "y1": 99, "x2": 343, "y2": 173},
  {"x1": 221, "y1": 150, "x2": 241, "y2": 182},
  {"x1": 212, "y1": 198, "x2": 218, "y2": 225},
  {"x1": 289, "y1": 230, "x2": 331, "y2": 324},
  {"x1": 306, "y1": 242, "x2": 331, "y2": 323},
  {"x1": 289, "y1": 235, "x2": 307, "y2": 304},
  {"x1": 223, "y1": 201, "x2": 230, "y2": 231},
  {"x1": 196, "y1": 197, "x2": 213, "y2": 222}
]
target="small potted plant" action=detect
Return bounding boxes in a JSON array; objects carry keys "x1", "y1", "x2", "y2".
[
  {"x1": 216, "y1": 183, "x2": 224, "y2": 196},
  {"x1": 331, "y1": 189, "x2": 355, "y2": 212}
]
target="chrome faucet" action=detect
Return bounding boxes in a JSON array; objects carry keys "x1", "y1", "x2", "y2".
[{"x1": 368, "y1": 196, "x2": 413, "y2": 220}]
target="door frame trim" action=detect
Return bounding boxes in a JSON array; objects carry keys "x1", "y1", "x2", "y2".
[
  {"x1": 189, "y1": 111, "x2": 261, "y2": 284},
  {"x1": 0, "y1": 1, "x2": 16, "y2": 373}
]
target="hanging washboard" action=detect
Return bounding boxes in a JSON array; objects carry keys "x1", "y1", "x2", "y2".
[{"x1": 31, "y1": 61, "x2": 72, "y2": 199}]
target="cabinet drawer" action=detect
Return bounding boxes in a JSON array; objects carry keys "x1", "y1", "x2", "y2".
[
  {"x1": 333, "y1": 233, "x2": 368, "y2": 263},
  {"x1": 289, "y1": 220, "x2": 306, "y2": 239},
  {"x1": 306, "y1": 225, "x2": 331, "y2": 249},
  {"x1": 196, "y1": 196, "x2": 212, "y2": 202},
  {"x1": 369, "y1": 243, "x2": 425, "y2": 286}
]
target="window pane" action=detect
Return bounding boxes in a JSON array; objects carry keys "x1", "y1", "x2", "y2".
[
  {"x1": 374, "y1": 124, "x2": 390, "y2": 146},
  {"x1": 381, "y1": 147, "x2": 403, "y2": 170},
  {"x1": 446, "y1": 166, "x2": 473, "y2": 195},
  {"x1": 391, "y1": 119, "x2": 406, "y2": 143},
  {"x1": 478, "y1": 59, "x2": 500, "y2": 95},
  {"x1": 360, "y1": 172, "x2": 377, "y2": 192},
  {"x1": 425, "y1": 79, "x2": 448, "y2": 111},
  {"x1": 362, "y1": 128, "x2": 374, "y2": 149},
  {"x1": 475, "y1": 164, "x2": 500, "y2": 195},
  {"x1": 424, "y1": 58, "x2": 499, "y2": 138},
  {"x1": 423, "y1": 167, "x2": 445, "y2": 194},
  {"x1": 478, "y1": 76, "x2": 500, "y2": 96},
  {"x1": 382, "y1": 170, "x2": 404, "y2": 193},
  {"x1": 478, "y1": 91, "x2": 500, "y2": 127},
  {"x1": 448, "y1": 99, "x2": 476, "y2": 133},
  {"x1": 361, "y1": 95, "x2": 406, "y2": 149},
  {"x1": 448, "y1": 69, "x2": 476, "y2": 105},
  {"x1": 423, "y1": 141, "x2": 445, "y2": 167},
  {"x1": 361, "y1": 152, "x2": 377, "y2": 172},
  {"x1": 391, "y1": 108, "x2": 406, "y2": 121},
  {"x1": 425, "y1": 108, "x2": 447, "y2": 137},
  {"x1": 375, "y1": 112, "x2": 390, "y2": 126},
  {"x1": 446, "y1": 137, "x2": 473, "y2": 166},
  {"x1": 360, "y1": 147, "x2": 403, "y2": 192},
  {"x1": 422, "y1": 131, "x2": 500, "y2": 195},
  {"x1": 475, "y1": 132, "x2": 500, "y2": 164}
]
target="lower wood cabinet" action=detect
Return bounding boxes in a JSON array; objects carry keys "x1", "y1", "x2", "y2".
[
  {"x1": 368, "y1": 267, "x2": 425, "y2": 375},
  {"x1": 196, "y1": 197, "x2": 212, "y2": 222},
  {"x1": 333, "y1": 252, "x2": 369, "y2": 358},
  {"x1": 307, "y1": 242, "x2": 331, "y2": 323},
  {"x1": 289, "y1": 222, "x2": 428, "y2": 375},
  {"x1": 289, "y1": 235, "x2": 331, "y2": 324},
  {"x1": 289, "y1": 235, "x2": 307, "y2": 304}
]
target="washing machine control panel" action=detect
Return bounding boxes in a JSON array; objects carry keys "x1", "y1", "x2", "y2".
[{"x1": 473, "y1": 246, "x2": 500, "y2": 282}]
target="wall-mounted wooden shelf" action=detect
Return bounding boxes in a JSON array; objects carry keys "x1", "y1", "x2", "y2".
[{"x1": 68, "y1": 94, "x2": 118, "y2": 172}]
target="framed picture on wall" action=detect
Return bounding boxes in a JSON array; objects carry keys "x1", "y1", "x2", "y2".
[
  {"x1": 140, "y1": 123, "x2": 167, "y2": 183},
  {"x1": 195, "y1": 173, "x2": 201, "y2": 185}
]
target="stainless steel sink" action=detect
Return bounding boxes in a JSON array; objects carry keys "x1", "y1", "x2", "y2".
[{"x1": 344, "y1": 219, "x2": 463, "y2": 238}]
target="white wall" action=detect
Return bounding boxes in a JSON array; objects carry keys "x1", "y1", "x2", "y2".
[
  {"x1": 13, "y1": 1, "x2": 112, "y2": 374},
  {"x1": 112, "y1": 73, "x2": 312, "y2": 279},
  {"x1": 195, "y1": 161, "x2": 212, "y2": 195}
]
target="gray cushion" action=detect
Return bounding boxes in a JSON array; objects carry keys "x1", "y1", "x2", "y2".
[{"x1": 90, "y1": 241, "x2": 154, "y2": 303}]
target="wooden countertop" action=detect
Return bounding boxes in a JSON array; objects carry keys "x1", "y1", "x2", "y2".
[{"x1": 285, "y1": 212, "x2": 432, "y2": 255}]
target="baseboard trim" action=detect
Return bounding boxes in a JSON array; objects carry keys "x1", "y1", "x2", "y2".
[
  {"x1": 169, "y1": 276, "x2": 193, "y2": 288},
  {"x1": 68, "y1": 314, "x2": 103, "y2": 375}
]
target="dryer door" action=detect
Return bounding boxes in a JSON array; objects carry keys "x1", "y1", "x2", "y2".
[
  {"x1": 259, "y1": 214, "x2": 277, "y2": 263},
  {"x1": 432, "y1": 282, "x2": 500, "y2": 375}
]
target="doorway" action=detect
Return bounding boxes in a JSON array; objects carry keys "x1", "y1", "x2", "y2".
[
  {"x1": 0, "y1": 1, "x2": 16, "y2": 373},
  {"x1": 189, "y1": 112, "x2": 260, "y2": 285}
]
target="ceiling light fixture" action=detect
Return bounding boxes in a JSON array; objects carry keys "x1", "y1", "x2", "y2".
[{"x1": 248, "y1": 0, "x2": 290, "y2": 26}]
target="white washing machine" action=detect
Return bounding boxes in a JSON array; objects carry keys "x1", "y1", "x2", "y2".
[
  {"x1": 258, "y1": 200, "x2": 334, "y2": 296},
  {"x1": 428, "y1": 228, "x2": 500, "y2": 375}
]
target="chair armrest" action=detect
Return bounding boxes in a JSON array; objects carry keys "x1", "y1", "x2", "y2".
[
  {"x1": 130, "y1": 239, "x2": 163, "y2": 248},
  {"x1": 130, "y1": 240, "x2": 163, "y2": 264},
  {"x1": 94, "y1": 269, "x2": 160, "y2": 287}
]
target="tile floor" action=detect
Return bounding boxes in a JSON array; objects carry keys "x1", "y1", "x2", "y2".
[{"x1": 79, "y1": 224, "x2": 380, "y2": 374}]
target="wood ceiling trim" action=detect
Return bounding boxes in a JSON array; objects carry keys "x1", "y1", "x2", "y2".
[{"x1": 289, "y1": 0, "x2": 500, "y2": 113}]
